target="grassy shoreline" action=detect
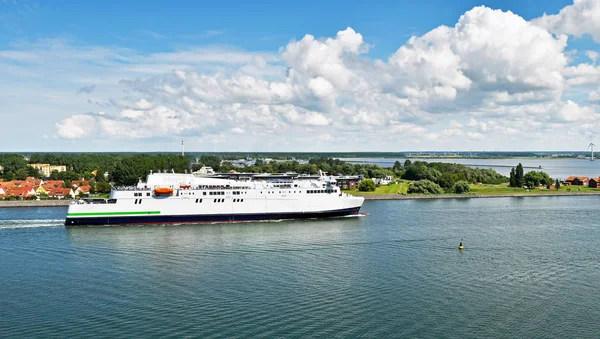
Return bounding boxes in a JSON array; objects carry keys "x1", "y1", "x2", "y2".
[
  {"x1": 356, "y1": 191, "x2": 600, "y2": 200},
  {"x1": 346, "y1": 183, "x2": 600, "y2": 200}
]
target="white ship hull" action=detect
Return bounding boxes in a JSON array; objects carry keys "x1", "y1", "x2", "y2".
[{"x1": 65, "y1": 173, "x2": 364, "y2": 226}]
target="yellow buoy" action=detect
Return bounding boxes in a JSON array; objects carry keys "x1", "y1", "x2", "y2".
[{"x1": 458, "y1": 241, "x2": 464, "y2": 250}]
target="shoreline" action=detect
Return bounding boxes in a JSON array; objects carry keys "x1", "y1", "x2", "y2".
[
  {"x1": 2, "y1": 191, "x2": 600, "y2": 208},
  {"x1": 357, "y1": 192, "x2": 600, "y2": 200},
  {"x1": 0, "y1": 200, "x2": 72, "y2": 208}
]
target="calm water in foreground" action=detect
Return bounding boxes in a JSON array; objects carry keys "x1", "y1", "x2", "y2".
[{"x1": 2, "y1": 198, "x2": 600, "y2": 337}]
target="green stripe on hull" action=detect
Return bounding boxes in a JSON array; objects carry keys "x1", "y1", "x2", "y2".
[{"x1": 67, "y1": 211, "x2": 161, "y2": 217}]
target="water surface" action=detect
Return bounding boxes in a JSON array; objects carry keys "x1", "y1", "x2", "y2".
[{"x1": 1, "y1": 199, "x2": 600, "y2": 337}]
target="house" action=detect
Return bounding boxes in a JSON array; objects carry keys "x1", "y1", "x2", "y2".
[
  {"x1": 0, "y1": 187, "x2": 5, "y2": 197},
  {"x1": 76, "y1": 185, "x2": 91, "y2": 195},
  {"x1": 335, "y1": 176, "x2": 361, "y2": 189},
  {"x1": 373, "y1": 175, "x2": 393, "y2": 186},
  {"x1": 590, "y1": 178, "x2": 600, "y2": 188},
  {"x1": 565, "y1": 176, "x2": 589, "y2": 186},
  {"x1": 5, "y1": 187, "x2": 36, "y2": 199},
  {"x1": 48, "y1": 188, "x2": 75, "y2": 199},
  {"x1": 25, "y1": 177, "x2": 43, "y2": 186},
  {"x1": 43, "y1": 180, "x2": 64, "y2": 191},
  {"x1": 36, "y1": 185, "x2": 49, "y2": 195},
  {"x1": 71, "y1": 180, "x2": 90, "y2": 188},
  {"x1": 27, "y1": 164, "x2": 67, "y2": 177}
]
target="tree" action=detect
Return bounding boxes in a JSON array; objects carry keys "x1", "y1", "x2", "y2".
[
  {"x1": 515, "y1": 163, "x2": 524, "y2": 187},
  {"x1": 404, "y1": 159, "x2": 412, "y2": 167},
  {"x1": 408, "y1": 180, "x2": 443, "y2": 194},
  {"x1": 509, "y1": 168, "x2": 516, "y2": 187},
  {"x1": 49, "y1": 170, "x2": 59, "y2": 180},
  {"x1": 555, "y1": 179, "x2": 561, "y2": 190},
  {"x1": 89, "y1": 182, "x2": 97, "y2": 195},
  {"x1": 358, "y1": 179, "x2": 376, "y2": 192},
  {"x1": 393, "y1": 160, "x2": 403, "y2": 172},
  {"x1": 453, "y1": 181, "x2": 471, "y2": 194},
  {"x1": 96, "y1": 182, "x2": 112, "y2": 194},
  {"x1": 523, "y1": 171, "x2": 553, "y2": 188}
]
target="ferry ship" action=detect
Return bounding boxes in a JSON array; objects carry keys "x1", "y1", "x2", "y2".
[{"x1": 65, "y1": 172, "x2": 364, "y2": 226}]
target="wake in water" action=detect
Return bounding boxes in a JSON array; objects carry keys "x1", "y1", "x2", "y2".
[{"x1": 0, "y1": 219, "x2": 64, "y2": 229}]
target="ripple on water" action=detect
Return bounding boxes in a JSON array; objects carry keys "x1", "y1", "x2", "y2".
[{"x1": 2, "y1": 199, "x2": 600, "y2": 337}]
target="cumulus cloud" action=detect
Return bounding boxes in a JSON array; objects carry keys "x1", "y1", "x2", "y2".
[
  {"x1": 55, "y1": 114, "x2": 97, "y2": 139},
  {"x1": 38, "y1": 4, "x2": 600, "y2": 149},
  {"x1": 533, "y1": 0, "x2": 600, "y2": 42}
]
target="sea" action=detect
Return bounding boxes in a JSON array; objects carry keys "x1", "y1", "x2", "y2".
[
  {"x1": 340, "y1": 157, "x2": 600, "y2": 179},
  {"x1": 2, "y1": 197, "x2": 600, "y2": 337}
]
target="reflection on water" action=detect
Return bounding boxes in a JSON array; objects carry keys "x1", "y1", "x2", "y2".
[{"x1": 2, "y1": 198, "x2": 600, "y2": 337}]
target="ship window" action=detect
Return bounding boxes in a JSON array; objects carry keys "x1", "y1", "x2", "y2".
[
  {"x1": 195, "y1": 199, "x2": 198, "y2": 203},
  {"x1": 241, "y1": 199, "x2": 244, "y2": 202},
  {"x1": 203, "y1": 192, "x2": 206, "y2": 195},
  {"x1": 147, "y1": 193, "x2": 150, "y2": 196}
]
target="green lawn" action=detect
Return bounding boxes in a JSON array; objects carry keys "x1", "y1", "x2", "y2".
[{"x1": 343, "y1": 182, "x2": 409, "y2": 195}]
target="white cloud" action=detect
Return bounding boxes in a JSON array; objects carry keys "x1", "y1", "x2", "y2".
[
  {"x1": 467, "y1": 132, "x2": 484, "y2": 140},
  {"x1": 0, "y1": 3, "x2": 597, "y2": 151},
  {"x1": 589, "y1": 88, "x2": 600, "y2": 101},
  {"x1": 55, "y1": 115, "x2": 97, "y2": 139},
  {"x1": 533, "y1": 0, "x2": 600, "y2": 42}
]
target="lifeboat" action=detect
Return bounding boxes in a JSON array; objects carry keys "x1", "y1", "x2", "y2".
[{"x1": 154, "y1": 187, "x2": 174, "y2": 195}]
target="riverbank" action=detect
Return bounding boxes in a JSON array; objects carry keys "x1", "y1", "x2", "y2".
[
  {"x1": 0, "y1": 200, "x2": 71, "y2": 208},
  {"x1": 357, "y1": 191, "x2": 600, "y2": 200}
]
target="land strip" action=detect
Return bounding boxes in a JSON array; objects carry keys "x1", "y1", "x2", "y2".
[
  {"x1": 356, "y1": 191, "x2": 600, "y2": 200},
  {"x1": 0, "y1": 200, "x2": 71, "y2": 208}
]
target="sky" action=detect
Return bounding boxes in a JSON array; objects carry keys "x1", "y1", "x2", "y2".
[{"x1": 2, "y1": 0, "x2": 600, "y2": 152}]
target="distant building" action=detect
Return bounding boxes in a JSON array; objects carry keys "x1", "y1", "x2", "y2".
[
  {"x1": 335, "y1": 176, "x2": 361, "y2": 189},
  {"x1": 28, "y1": 163, "x2": 67, "y2": 177},
  {"x1": 373, "y1": 175, "x2": 393, "y2": 186},
  {"x1": 193, "y1": 166, "x2": 216, "y2": 175},
  {"x1": 589, "y1": 178, "x2": 600, "y2": 188},
  {"x1": 565, "y1": 176, "x2": 589, "y2": 186},
  {"x1": 48, "y1": 188, "x2": 75, "y2": 199}
]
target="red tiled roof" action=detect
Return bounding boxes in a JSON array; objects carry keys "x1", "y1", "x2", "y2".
[
  {"x1": 49, "y1": 188, "x2": 72, "y2": 196},
  {"x1": 71, "y1": 180, "x2": 90, "y2": 188},
  {"x1": 4, "y1": 188, "x2": 36, "y2": 197},
  {"x1": 78, "y1": 185, "x2": 91, "y2": 193},
  {"x1": 566, "y1": 176, "x2": 589, "y2": 182}
]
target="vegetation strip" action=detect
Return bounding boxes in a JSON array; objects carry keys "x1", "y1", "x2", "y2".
[
  {"x1": 67, "y1": 211, "x2": 161, "y2": 216},
  {"x1": 355, "y1": 192, "x2": 600, "y2": 200}
]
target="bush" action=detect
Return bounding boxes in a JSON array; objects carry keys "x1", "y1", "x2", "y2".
[
  {"x1": 452, "y1": 181, "x2": 471, "y2": 194},
  {"x1": 408, "y1": 180, "x2": 444, "y2": 195},
  {"x1": 358, "y1": 178, "x2": 376, "y2": 192}
]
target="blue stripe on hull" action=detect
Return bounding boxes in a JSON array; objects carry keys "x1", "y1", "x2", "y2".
[{"x1": 65, "y1": 207, "x2": 361, "y2": 226}]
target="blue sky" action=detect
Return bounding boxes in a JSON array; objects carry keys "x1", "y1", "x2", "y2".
[{"x1": 2, "y1": 0, "x2": 600, "y2": 151}]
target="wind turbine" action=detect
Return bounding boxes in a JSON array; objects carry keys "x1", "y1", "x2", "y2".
[{"x1": 589, "y1": 137, "x2": 596, "y2": 161}]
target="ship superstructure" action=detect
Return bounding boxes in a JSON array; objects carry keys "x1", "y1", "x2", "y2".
[{"x1": 65, "y1": 172, "x2": 364, "y2": 226}]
